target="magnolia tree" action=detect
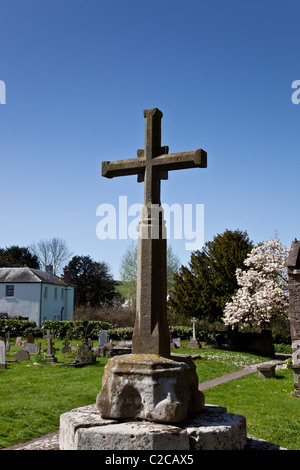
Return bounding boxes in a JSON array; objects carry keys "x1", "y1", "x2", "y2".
[{"x1": 223, "y1": 238, "x2": 289, "y2": 329}]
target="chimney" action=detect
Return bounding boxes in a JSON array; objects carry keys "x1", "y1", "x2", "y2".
[
  {"x1": 45, "y1": 265, "x2": 53, "y2": 282},
  {"x1": 64, "y1": 268, "x2": 72, "y2": 286}
]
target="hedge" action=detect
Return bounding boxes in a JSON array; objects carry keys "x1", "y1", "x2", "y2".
[
  {"x1": 0, "y1": 319, "x2": 37, "y2": 337},
  {"x1": 41, "y1": 320, "x2": 114, "y2": 340}
]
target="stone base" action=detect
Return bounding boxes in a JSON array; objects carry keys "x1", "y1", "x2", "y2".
[
  {"x1": 257, "y1": 364, "x2": 276, "y2": 378},
  {"x1": 187, "y1": 339, "x2": 200, "y2": 349},
  {"x1": 96, "y1": 354, "x2": 204, "y2": 423},
  {"x1": 59, "y1": 404, "x2": 247, "y2": 450}
]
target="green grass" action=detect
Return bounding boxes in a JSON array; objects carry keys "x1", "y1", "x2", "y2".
[
  {"x1": 0, "y1": 339, "x2": 298, "y2": 450},
  {"x1": 204, "y1": 369, "x2": 300, "y2": 450}
]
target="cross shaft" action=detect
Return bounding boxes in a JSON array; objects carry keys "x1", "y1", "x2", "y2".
[{"x1": 102, "y1": 108, "x2": 207, "y2": 355}]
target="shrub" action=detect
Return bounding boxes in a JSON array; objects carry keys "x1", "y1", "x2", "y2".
[{"x1": 0, "y1": 319, "x2": 37, "y2": 337}]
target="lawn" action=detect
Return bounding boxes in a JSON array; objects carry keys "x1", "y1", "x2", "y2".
[{"x1": 0, "y1": 339, "x2": 298, "y2": 450}]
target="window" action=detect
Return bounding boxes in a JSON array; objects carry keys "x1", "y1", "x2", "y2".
[
  {"x1": 5, "y1": 285, "x2": 14, "y2": 297},
  {"x1": 44, "y1": 287, "x2": 48, "y2": 299}
]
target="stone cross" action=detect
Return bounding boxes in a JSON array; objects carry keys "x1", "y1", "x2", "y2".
[
  {"x1": 43, "y1": 329, "x2": 57, "y2": 363},
  {"x1": 285, "y1": 239, "x2": 300, "y2": 396},
  {"x1": 191, "y1": 317, "x2": 197, "y2": 340},
  {"x1": 102, "y1": 108, "x2": 207, "y2": 355}
]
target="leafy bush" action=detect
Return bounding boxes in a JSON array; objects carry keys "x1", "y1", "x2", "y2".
[
  {"x1": 0, "y1": 319, "x2": 37, "y2": 337},
  {"x1": 41, "y1": 320, "x2": 113, "y2": 340}
]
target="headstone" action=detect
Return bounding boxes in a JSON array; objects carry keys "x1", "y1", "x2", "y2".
[
  {"x1": 43, "y1": 329, "x2": 57, "y2": 363},
  {"x1": 0, "y1": 337, "x2": 6, "y2": 369},
  {"x1": 188, "y1": 317, "x2": 200, "y2": 348},
  {"x1": 14, "y1": 349, "x2": 30, "y2": 361},
  {"x1": 15, "y1": 337, "x2": 23, "y2": 346},
  {"x1": 62, "y1": 339, "x2": 71, "y2": 354},
  {"x1": 5, "y1": 332, "x2": 10, "y2": 352},
  {"x1": 75, "y1": 340, "x2": 96, "y2": 365},
  {"x1": 27, "y1": 333, "x2": 34, "y2": 343},
  {"x1": 285, "y1": 239, "x2": 300, "y2": 396},
  {"x1": 24, "y1": 342, "x2": 41, "y2": 354},
  {"x1": 173, "y1": 338, "x2": 181, "y2": 348},
  {"x1": 98, "y1": 330, "x2": 110, "y2": 349},
  {"x1": 110, "y1": 340, "x2": 132, "y2": 357},
  {"x1": 97, "y1": 108, "x2": 206, "y2": 422}
]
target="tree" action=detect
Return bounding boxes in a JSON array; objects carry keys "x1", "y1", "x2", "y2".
[
  {"x1": 30, "y1": 237, "x2": 72, "y2": 275},
  {"x1": 119, "y1": 242, "x2": 181, "y2": 306},
  {"x1": 66, "y1": 255, "x2": 116, "y2": 307},
  {"x1": 223, "y1": 237, "x2": 289, "y2": 329},
  {"x1": 169, "y1": 229, "x2": 253, "y2": 322},
  {"x1": 0, "y1": 245, "x2": 39, "y2": 268}
]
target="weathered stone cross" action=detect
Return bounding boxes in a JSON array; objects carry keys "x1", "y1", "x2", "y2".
[{"x1": 102, "y1": 108, "x2": 207, "y2": 356}]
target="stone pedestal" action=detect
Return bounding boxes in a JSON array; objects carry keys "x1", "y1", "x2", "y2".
[
  {"x1": 97, "y1": 354, "x2": 205, "y2": 423},
  {"x1": 291, "y1": 364, "x2": 300, "y2": 397},
  {"x1": 59, "y1": 403, "x2": 247, "y2": 450},
  {"x1": 187, "y1": 339, "x2": 200, "y2": 349}
]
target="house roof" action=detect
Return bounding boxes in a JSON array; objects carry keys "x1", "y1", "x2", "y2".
[{"x1": 0, "y1": 267, "x2": 69, "y2": 286}]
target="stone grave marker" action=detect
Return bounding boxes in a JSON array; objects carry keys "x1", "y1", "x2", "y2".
[
  {"x1": 97, "y1": 108, "x2": 207, "y2": 423},
  {"x1": 62, "y1": 339, "x2": 71, "y2": 354},
  {"x1": 5, "y1": 332, "x2": 10, "y2": 352},
  {"x1": 27, "y1": 333, "x2": 34, "y2": 343},
  {"x1": 98, "y1": 330, "x2": 110, "y2": 349},
  {"x1": 15, "y1": 337, "x2": 23, "y2": 346},
  {"x1": 43, "y1": 329, "x2": 57, "y2": 363},
  {"x1": 188, "y1": 317, "x2": 200, "y2": 348},
  {"x1": 0, "y1": 337, "x2": 6, "y2": 369},
  {"x1": 24, "y1": 342, "x2": 41, "y2": 354},
  {"x1": 14, "y1": 349, "x2": 30, "y2": 361},
  {"x1": 285, "y1": 238, "x2": 300, "y2": 396}
]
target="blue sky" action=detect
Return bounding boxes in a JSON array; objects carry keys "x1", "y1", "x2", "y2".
[{"x1": 0, "y1": 0, "x2": 299, "y2": 279}]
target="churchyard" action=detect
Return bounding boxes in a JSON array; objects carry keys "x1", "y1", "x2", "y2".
[{"x1": 0, "y1": 335, "x2": 298, "y2": 450}]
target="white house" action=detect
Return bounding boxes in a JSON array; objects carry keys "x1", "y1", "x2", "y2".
[{"x1": 0, "y1": 266, "x2": 74, "y2": 326}]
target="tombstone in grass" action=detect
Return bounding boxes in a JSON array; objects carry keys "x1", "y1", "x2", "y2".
[
  {"x1": 43, "y1": 329, "x2": 57, "y2": 363},
  {"x1": 98, "y1": 330, "x2": 110, "y2": 350},
  {"x1": 5, "y1": 332, "x2": 10, "y2": 352},
  {"x1": 15, "y1": 337, "x2": 23, "y2": 346},
  {"x1": 0, "y1": 337, "x2": 6, "y2": 369},
  {"x1": 24, "y1": 342, "x2": 41, "y2": 355},
  {"x1": 188, "y1": 317, "x2": 200, "y2": 349},
  {"x1": 62, "y1": 339, "x2": 72, "y2": 354},
  {"x1": 97, "y1": 108, "x2": 207, "y2": 423},
  {"x1": 285, "y1": 238, "x2": 300, "y2": 396},
  {"x1": 14, "y1": 349, "x2": 30, "y2": 361},
  {"x1": 26, "y1": 333, "x2": 35, "y2": 343}
]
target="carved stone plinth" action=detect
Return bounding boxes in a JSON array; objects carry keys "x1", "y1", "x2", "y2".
[
  {"x1": 96, "y1": 354, "x2": 205, "y2": 423},
  {"x1": 59, "y1": 404, "x2": 247, "y2": 450}
]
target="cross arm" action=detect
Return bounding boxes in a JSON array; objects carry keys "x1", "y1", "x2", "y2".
[
  {"x1": 102, "y1": 158, "x2": 145, "y2": 178},
  {"x1": 151, "y1": 149, "x2": 207, "y2": 172}
]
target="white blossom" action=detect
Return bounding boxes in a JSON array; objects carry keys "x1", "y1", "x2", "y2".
[{"x1": 223, "y1": 237, "x2": 289, "y2": 328}]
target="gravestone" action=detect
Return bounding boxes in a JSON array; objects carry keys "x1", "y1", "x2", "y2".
[
  {"x1": 5, "y1": 332, "x2": 10, "y2": 352},
  {"x1": 27, "y1": 333, "x2": 34, "y2": 343},
  {"x1": 0, "y1": 337, "x2": 6, "y2": 369},
  {"x1": 43, "y1": 329, "x2": 57, "y2": 363},
  {"x1": 62, "y1": 339, "x2": 71, "y2": 354},
  {"x1": 14, "y1": 349, "x2": 30, "y2": 361},
  {"x1": 98, "y1": 330, "x2": 110, "y2": 349},
  {"x1": 285, "y1": 239, "x2": 300, "y2": 396},
  {"x1": 24, "y1": 342, "x2": 41, "y2": 354},
  {"x1": 97, "y1": 108, "x2": 206, "y2": 422},
  {"x1": 188, "y1": 317, "x2": 200, "y2": 348},
  {"x1": 75, "y1": 340, "x2": 96, "y2": 365},
  {"x1": 15, "y1": 337, "x2": 23, "y2": 346}
]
